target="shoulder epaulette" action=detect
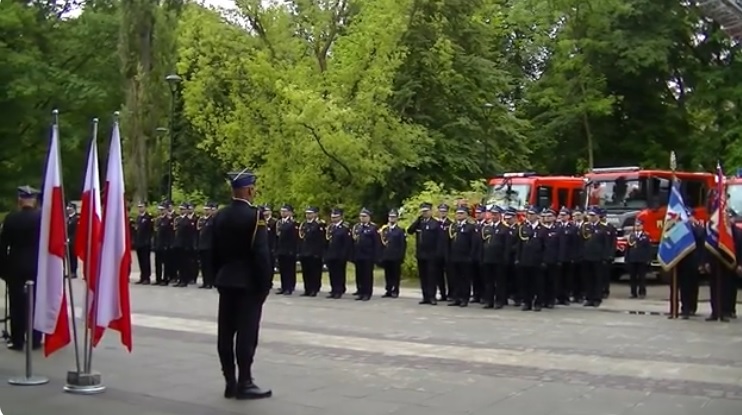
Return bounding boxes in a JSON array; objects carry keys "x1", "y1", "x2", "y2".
[{"x1": 466, "y1": 218, "x2": 475, "y2": 224}]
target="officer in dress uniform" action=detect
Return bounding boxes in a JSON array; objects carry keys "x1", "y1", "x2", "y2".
[
  {"x1": 599, "y1": 209, "x2": 617, "y2": 299},
  {"x1": 174, "y1": 203, "x2": 199, "y2": 287},
  {"x1": 726, "y1": 212, "x2": 741, "y2": 319},
  {"x1": 677, "y1": 214, "x2": 705, "y2": 317},
  {"x1": 66, "y1": 203, "x2": 79, "y2": 278},
  {"x1": 352, "y1": 208, "x2": 380, "y2": 301},
  {"x1": 324, "y1": 208, "x2": 352, "y2": 298},
  {"x1": 298, "y1": 207, "x2": 325, "y2": 297},
  {"x1": 625, "y1": 220, "x2": 651, "y2": 299},
  {"x1": 0, "y1": 186, "x2": 42, "y2": 351},
  {"x1": 504, "y1": 207, "x2": 521, "y2": 306},
  {"x1": 470, "y1": 205, "x2": 486, "y2": 303},
  {"x1": 261, "y1": 205, "x2": 277, "y2": 276},
  {"x1": 581, "y1": 207, "x2": 611, "y2": 307},
  {"x1": 435, "y1": 204, "x2": 452, "y2": 301},
  {"x1": 571, "y1": 208, "x2": 586, "y2": 302},
  {"x1": 481, "y1": 206, "x2": 509, "y2": 309},
  {"x1": 517, "y1": 207, "x2": 545, "y2": 311},
  {"x1": 211, "y1": 170, "x2": 272, "y2": 400},
  {"x1": 556, "y1": 207, "x2": 576, "y2": 305},
  {"x1": 275, "y1": 205, "x2": 299, "y2": 295},
  {"x1": 541, "y1": 209, "x2": 561, "y2": 308},
  {"x1": 154, "y1": 203, "x2": 174, "y2": 285},
  {"x1": 134, "y1": 202, "x2": 153, "y2": 285},
  {"x1": 446, "y1": 205, "x2": 476, "y2": 307},
  {"x1": 198, "y1": 202, "x2": 217, "y2": 289},
  {"x1": 407, "y1": 202, "x2": 440, "y2": 305},
  {"x1": 380, "y1": 209, "x2": 406, "y2": 298}
]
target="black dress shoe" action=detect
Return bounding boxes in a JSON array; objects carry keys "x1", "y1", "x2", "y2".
[
  {"x1": 7, "y1": 344, "x2": 23, "y2": 351},
  {"x1": 309, "y1": 292, "x2": 318, "y2": 297},
  {"x1": 483, "y1": 304, "x2": 494, "y2": 309},
  {"x1": 141, "y1": 280, "x2": 151, "y2": 285},
  {"x1": 301, "y1": 292, "x2": 310, "y2": 297},
  {"x1": 705, "y1": 315, "x2": 719, "y2": 321},
  {"x1": 361, "y1": 296, "x2": 370, "y2": 301},
  {"x1": 533, "y1": 305, "x2": 542, "y2": 312},
  {"x1": 429, "y1": 299, "x2": 437, "y2": 305},
  {"x1": 326, "y1": 293, "x2": 335, "y2": 299},
  {"x1": 391, "y1": 292, "x2": 399, "y2": 298},
  {"x1": 176, "y1": 282, "x2": 188, "y2": 287},
  {"x1": 418, "y1": 299, "x2": 430, "y2": 305},
  {"x1": 448, "y1": 301, "x2": 460, "y2": 306},
  {"x1": 354, "y1": 296, "x2": 363, "y2": 301},
  {"x1": 224, "y1": 382, "x2": 236, "y2": 399},
  {"x1": 235, "y1": 383, "x2": 272, "y2": 400},
  {"x1": 283, "y1": 291, "x2": 292, "y2": 295},
  {"x1": 382, "y1": 293, "x2": 392, "y2": 298},
  {"x1": 494, "y1": 303, "x2": 504, "y2": 309},
  {"x1": 521, "y1": 304, "x2": 531, "y2": 311},
  {"x1": 135, "y1": 280, "x2": 144, "y2": 285},
  {"x1": 199, "y1": 284, "x2": 212, "y2": 289}
]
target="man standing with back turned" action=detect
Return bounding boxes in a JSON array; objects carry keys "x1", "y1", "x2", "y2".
[{"x1": 210, "y1": 170, "x2": 273, "y2": 400}]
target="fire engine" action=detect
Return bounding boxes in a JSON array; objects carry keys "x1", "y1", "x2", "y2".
[
  {"x1": 484, "y1": 173, "x2": 585, "y2": 217},
  {"x1": 584, "y1": 167, "x2": 715, "y2": 272},
  {"x1": 726, "y1": 171, "x2": 742, "y2": 228}
]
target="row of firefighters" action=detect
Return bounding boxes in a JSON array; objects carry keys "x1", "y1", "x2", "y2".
[{"x1": 65, "y1": 200, "x2": 739, "y2": 318}]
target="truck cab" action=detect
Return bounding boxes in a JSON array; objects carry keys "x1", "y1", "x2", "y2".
[
  {"x1": 484, "y1": 173, "x2": 585, "y2": 218},
  {"x1": 584, "y1": 166, "x2": 714, "y2": 270}
]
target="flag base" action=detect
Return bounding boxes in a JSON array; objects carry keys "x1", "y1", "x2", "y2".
[
  {"x1": 63, "y1": 370, "x2": 105, "y2": 394},
  {"x1": 8, "y1": 375, "x2": 49, "y2": 386}
]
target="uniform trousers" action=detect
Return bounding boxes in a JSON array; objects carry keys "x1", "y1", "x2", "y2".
[
  {"x1": 300, "y1": 257, "x2": 323, "y2": 294},
  {"x1": 68, "y1": 250, "x2": 78, "y2": 277},
  {"x1": 627, "y1": 262, "x2": 648, "y2": 297},
  {"x1": 481, "y1": 263, "x2": 507, "y2": 306},
  {"x1": 450, "y1": 261, "x2": 471, "y2": 303},
  {"x1": 543, "y1": 263, "x2": 559, "y2": 305},
  {"x1": 470, "y1": 261, "x2": 483, "y2": 300},
  {"x1": 678, "y1": 267, "x2": 699, "y2": 315},
  {"x1": 708, "y1": 269, "x2": 734, "y2": 318},
  {"x1": 571, "y1": 262, "x2": 584, "y2": 300},
  {"x1": 8, "y1": 281, "x2": 41, "y2": 348},
  {"x1": 277, "y1": 255, "x2": 297, "y2": 292},
  {"x1": 176, "y1": 248, "x2": 198, "y2": 283},
  {"x1": 154, "y1": 249, "x2": 167, "y2": 283},
  {"x1": 164, "y1": 249, "x2": 178, "y2": 283},
  {"x1": 725, "y1": 272, "x2": 738, "y2": 316},
  {"x1": 199, "y1": 250, "x2": 215, "y2": 286},
  {"x1": 435, "y1": 259, "x2": 450, "y2": 299},
  {"x1": 217, "y1": 288, "x2": 265, "y2": 384},
  {"x1": 507, "y1": 262, "x2": 520, "y2": 301},
  {"x1": 326, "y1": 259, "x2": 347, "y2": 294},
  {"x1": 519, "y1": 265, "x2": 544, "y2": 306},
  {"x1": 601, "y1": 262, "x2": 611, "y2": 297},
  {"x1": 556, "y1": 262, "x2": 573, "y2": 303},
  {"x1": 135, "y1": 246, "x2": 152, "y2": 282},
  {"x1": 355, "y1": 260, "x2": 375, "y2": 297},
  {"x1": 382, "y1": 260, "x2": 402, "y2": 295},
  {"x1": 582, "y1": 261, "x2": 603, "y2": 303},
  {"x1": 417, "y1": 259, "x2": 438, "y2": 301}
]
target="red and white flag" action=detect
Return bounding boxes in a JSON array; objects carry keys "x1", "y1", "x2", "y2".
[
  {"x1": 91, "y1": 121, "x2": 132, "y2": 351},
  {"x1": 74, "y1": 137, "x2": 102, "y2": 282},
  {"x1": 33, "y1": 123, "x2": 71, "y2": 356}
]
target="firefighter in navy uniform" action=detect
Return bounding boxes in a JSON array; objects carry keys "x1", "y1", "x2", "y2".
[
  {"x1": 298, "y1": 207, "x2": 325, "y2": 297},
  {"x1": 173, "y1": 203, "x2": 198, "y2": 287},
  {"x1": 625, "y1": 220, "x2": 651, "y2": 299},
  {"x1": 481, "y1": 206, "x2": 509, "y2": 309},
  {"x1": 517, "y1": 207, "x2": 545, "y2": 311},
  {"x1": 0, "y1": 186, "x2": 42, "y2": 351},
  {"x1": 134, "y1": 202, "x2": 153, "y2": 285},
  {"x1": 261, "y1": 206, "x2": 277, "y2": 277},
  {"x1": 446, "y1": 206, "x2": 476, "y2": 307},
  {"x1": 324, "y1": 208, "x2": 352, "y2": 298},
  {"x1": 599, "y1": 209, "x2": 617, "y2": 299},
  {"x1": 197, "y1": 202, "x2": 217, "y2": 289},
  {"x1": 684, "y1": 214, "x2": 707, "y2": 316},
  {"x1": 407, "y1": 203, "x2": 441, "y2": 305},
  {"x1": 275, "y1": 205, "x2": 299, "y2": 295},
  {"x1": 556, "y1": 208, "x2": 576, "y2": 305},
  {"x1": 379, "y1": 209, "x2": 406, "y2": 298},
  {"x1": 540, "y1": 209, "x2": 561, "y2": 308},
  {"x1": 570, "y1": 208, "x2": 586, "y2": 303},
  {"x1": 352, "y1": 208, "x2": 381, "y2": 301},
  {"x1": 470, "y1": 205, "x2": 486, "y2": 303},
  {"x1": 581, "y1": 207, "x2": 612, "y2": 307},
  {"x1": 504, "y1": 207, "x2": 521, "y2": 306},
  {"x1": 727, "y1": 213, "x2": 741, "y2": 319},
  {"x1": 211, "y1": 170, "x2": 272, "y2": 400},
  {"x1": 66, "y1": 203, "x2": 79, "y2": 278},
  {"x1": 153, "y1": 203, "x2": 174, "y2": 285},
  {"x1": 435, "y1": 204, "x2": 452, "y2": 301}
]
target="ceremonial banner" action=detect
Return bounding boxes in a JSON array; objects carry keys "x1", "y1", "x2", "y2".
[
  {"x1": 658, "y1": 180, "x2": 696, "y2": 270},
  {"x1": 706, "y1": 162, "x2": 736, "y2": 269}
]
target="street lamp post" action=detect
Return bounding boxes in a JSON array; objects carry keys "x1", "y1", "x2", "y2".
[
  {"x1": 165, "y1": 74, "x2": 181, "y2": 202},
  {"x1": 155, "y1": 127, "x2": 168, "y2": 199}
]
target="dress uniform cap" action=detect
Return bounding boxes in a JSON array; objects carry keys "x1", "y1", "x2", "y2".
[
  {"x1": 17, "y1": 185, "x2": 39, "y2": 199},
  {"x1": 438, "y1": 204, "x2": 449, "y2": 212},
  {"x1": 179, "y1": 202, "x2": 188, "y2": 209},
  {"x1": 419, "y1": 202, "x2": 432, "y2": 211},
  {"x1": 559, "y1": 207, "x2": 571, "y2": 215},
  {"x1": 206, "y1": 201, "x2": 218, "y2": 209},
  {"x1": 488, "y1": 205, "x2": 503, "y2": 214},
  {"x1": 305, "y1": 206, "x2": 319, "y2": 214},
  {"x1": 280, "y1": 204, "x2": 293, "y2": 212},
  {"x1": 331, "y1": 208, "x2": 343, "y2": 216},
  {"x1": 262, "y1": 204, "x2": 271, "y2": 211},
  {"x1": 573, "y1": 207, "x2": 583, "y2": 214},
  {"x1": 156, "y1": 203, "x2": 165, "y2": 210},
  {"x1": 455, "y1": 205, "x2": 468, "y2": 214},
  {"x1": 475, "y1": 205, "x2": 485, "y2": 213},
  {"x1": 526, "y1": 206, "x2": 539, "y2": 215},
  {"x1": 227, "y1": 169, "x2": 257, "y2": 189},
  {"x1": 544, "y1": 208, "x2": 556, "y2": 215},
  {"x1": 360, "y1": 207, "x2": 372, "y2": 216},
  {"x1": 388, "y1": 209, "x2": 399, "y2": 217},
  {"x1": 137, "y1": 201, "x2": 145, "y2": 207},
  {"x1": 504, "y1": 207, "x2": 517, "y2": 217},
  {"x1": 67, "y1": 202, "x2": 76, "y2": 209},
  {"x1": 587, "y1": 206, "x2": 598, "y2": 215},
  {"x1": 635, "y1": 219, "x2": 643, "y2": 225}
]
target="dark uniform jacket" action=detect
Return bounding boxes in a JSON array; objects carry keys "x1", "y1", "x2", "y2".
[
  {"x1": 298, "y1": 219, "x2": 326, "y2": 258},
  {"x1": 625, "y1": 230, "x2": 651, "y2": 264},
  {"x1": 506, "y1": 222, "x2": 520, "y2": 264},
  {"x1": 481, "y1": 221, "x2": 508, "y2": 264},
  {"x1": 471, "y1": 220, "x2": 485, "y2": 263},
  {"x1": 154, "y1": 214, "x2": 174, "y2": 250},
  {"x1": 379, "y1": 223, "x2": 406, "y2": 262},
  {"x1": 0, "y1": 207, "x2": 41, "y2": 282},
  {"x1": 406, "y1": 216, "x2": 440, "y2": 260},
  {"x1": 197, "y1": 214, "x2": 215, "y2": 251},
  {"x1": 437, "y1": 217, "x2": 452, "y2": 260},
  {"x1": 174, "y1": 214, "x2": 198, "y2": 250},
  {"x1": 325, "y1": 221, "x2": 353, "y2": 261},
  {"x1": 210, "y1": 199, "x2": 272, "y2": 293},
  {"x1": 67, "y1": 213, "x2": 79, "y2": 247},
  {"x1": 276, "y1": 218, "x2": 299, "y2": 256},
  {"x1": 572, "y1": 221, "x2": 586, "y2": 262},
  {"x1": 134, "y1": 213, "x2": 153, "y2": 249},
  {"x1": 352, "y1": 222, "x2": 381, "y2": 262},
  {"x1": 265, "y1": 216, "x2": 277, "y2": 255},
  {"x1": 602, "y1": 221, "x2": 618, "y2": 260},
  {"x1": 582, "y1": 222, "x2": 612, "y2": 262},
  {"x1": 516, "y1": 221, "x2": 544, "y2": 267},
  {"x1": 449, "y1": 219, "x2": 476, "y2": 262},
  {"x1": 558, "y1": 222, "x2": 578, "y2": 264},
  {"x1": 541, "y1": 223, "x2": 561, "y2": 265}
]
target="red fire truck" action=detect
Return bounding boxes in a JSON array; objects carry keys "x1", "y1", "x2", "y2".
[
  {"x1": 584, "y1": 167, "x2": 715, "y2": 273},
  {"x1": 484, "y1": 173, "x2": 585, "y2": 217}
]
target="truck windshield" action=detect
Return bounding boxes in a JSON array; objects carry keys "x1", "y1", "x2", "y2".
[
  {"x1": 485, "y1": 183, "x2": 531, "y2": 210},
  {"x1": 728, "y1": 183, "x2": 742, "y2": 215},
  {"x1": 586, "y1": 174, "x2": 650, "y2": 210}
]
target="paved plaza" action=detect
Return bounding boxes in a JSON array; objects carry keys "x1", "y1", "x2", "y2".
[{"x1": 0, "y1": 274, "x2": 740, "y2": 415}]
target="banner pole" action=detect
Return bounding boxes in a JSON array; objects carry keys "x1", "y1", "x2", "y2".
[{"x1": 8, "y1": 281, "x2": 49, "y2": 386}]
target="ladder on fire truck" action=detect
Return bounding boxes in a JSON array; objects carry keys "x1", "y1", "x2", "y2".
[{"x1": 697, "y1": 0, "x2": 742, "y2": 39}]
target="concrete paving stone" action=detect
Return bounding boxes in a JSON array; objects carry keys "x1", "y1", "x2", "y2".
[
  {"x1": 365, "y1": 387, "x2": 441, "y2": 405},
  {"x1": 700, "y1": 398, "x2": 742, "y2": 415},
  {"x1": 321, "y1": 398, "x2": 404, "y2": 415}
]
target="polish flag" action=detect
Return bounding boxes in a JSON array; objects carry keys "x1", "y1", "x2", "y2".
[
  {"x1": 74, "y1": 138, "x2": 102, "y2": 283},
  {"x1": 33, "y1": 123, "x2": 71, "y2": 356},
  {"x1": 91, "y1": 121, "x2": 132, "y2": 351}
]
